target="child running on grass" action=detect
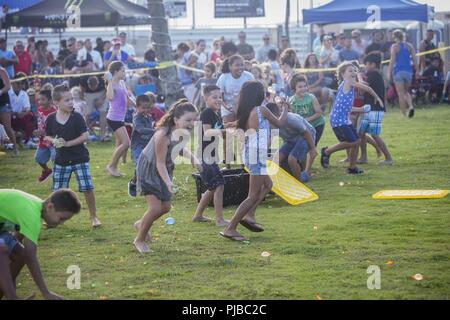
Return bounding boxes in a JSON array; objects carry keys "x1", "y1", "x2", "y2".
[
  {"x1": 34, "y1": 90, "x2": 57, "y2": 182},
  {"x1": 220, "y1": 81, "x2": 287, "y2": 242},
  {"x1": 359, "y1": 53, "x2": 393, "y2": 165},
  {"x1": 45, "y1": 84, "x2": 101, "y2": 228},
  {"x1": 105, "y1": 61, "x2": 135, "y2": 177},
  {"x1": 128, "y1": 94, "x2": 155, "y2": 197},
  {"x1": 192, "y1": 85, "x2": 229, "y2": 227},
  {"x1": 133, "y1": 99, "x2": 201, "y2": 253},
  {"x1": 320, "y1": 61, "x2": 384, "y2": 174},
  {"x1": 267, "y1": 102, "x2": 317, "y2": 183},
  {"x1": 0, "y1": 188, "x2": 81, "y2": 300}
]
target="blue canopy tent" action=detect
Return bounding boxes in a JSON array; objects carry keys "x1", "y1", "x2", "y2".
[
  {"x1": 0, "y1": 0, "x2": 41, "y2": 13},
  {"x1": 302, "y1": 0, "x2": 429, "y2": 25}
]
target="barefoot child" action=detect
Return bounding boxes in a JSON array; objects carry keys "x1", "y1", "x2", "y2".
[
  {"x1": 320, "y1": 61, "x2": 384, "y2": 174},
  {"x1": 34, "y1": 90, "x2": 57, "y2": 182},
  {"x1": 0, "y1": 188, "x2": 81, "y2": 300},
  {"x1": 192, "y1": 85, "x2": 228, "y2": 227},
  {"x1": 221, "y1": 81, "x2": 287, "y2": 242},
  {"x1": 105, "y1": 61, "x2": 135, "y2": 177},
  {"x1": 45, "y1": 84, "x2": 101, "y2": 227},
  {"x1": 128, "y1": 94, "x2": 155, "y2": 197},
  {"x1": 359, "y1": 53, "x2": 393, "y2": 165},
  {"x1": 266, "y1": 102, "x2": 317, "y2": 183},
  {"x1": 133, "y1": 99, "x2": 200, "y2": 253}
]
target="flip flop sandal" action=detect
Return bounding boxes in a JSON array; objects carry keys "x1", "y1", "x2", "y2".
[{"x1": 239, "y1": 219, "x2": 264, "y2": 232}]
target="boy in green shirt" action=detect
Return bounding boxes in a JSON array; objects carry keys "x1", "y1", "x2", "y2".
[
  {"x1": 0, "y1": 188, "x2": 81, "y2": 300},
  {"x1": 289, "y1": 74, "x2": 325, "y2": 146}
]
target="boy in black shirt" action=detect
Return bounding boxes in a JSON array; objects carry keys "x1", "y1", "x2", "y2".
[
  {"x1": 358, "y1": 53, "x2": 393, "y2": 165},
  {"x1": 192, "y1": 85, "x2": 228, "y2": 227},
  {"x1": 45, "y1": 84, "x2": 101, "y2": 228}
]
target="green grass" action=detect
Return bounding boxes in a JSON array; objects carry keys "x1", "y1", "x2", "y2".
[{"x1": 1, "y1": 104, "x2": 450, "y2": 300}]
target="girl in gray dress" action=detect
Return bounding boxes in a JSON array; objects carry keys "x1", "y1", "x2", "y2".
[{"x1": 134, "y1": 99, "x2": 200, "y2": 253}]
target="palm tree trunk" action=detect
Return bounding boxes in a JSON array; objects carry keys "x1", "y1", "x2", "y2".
[
  {"x1": 285, "y1": 0, "x2": 291, "y2": 42},
  {"x1": 148, "y1": 0, "x2": 183, "y2": 106}
]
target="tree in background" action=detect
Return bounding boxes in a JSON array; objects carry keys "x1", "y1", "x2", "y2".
[{"x1": 148, "y1": 0, "x2": 183, "y2": 106}]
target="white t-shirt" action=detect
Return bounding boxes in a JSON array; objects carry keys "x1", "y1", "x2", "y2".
[
  {"x1": 216, "y1": 71, "x2": 254, "y2": 116},
  {"x1": 122, "y1": 43, "x2": 136, "y2": 57},
  {"x1": 8, "y1": 89, "x2": 31, "y2": 113},
  {"x1": 88, "y1": 49, "x2": 103, "y2": 70}
]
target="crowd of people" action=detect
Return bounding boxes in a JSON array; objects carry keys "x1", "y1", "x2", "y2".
[{"x1": 0, "y1": 27, "x2": 449, "y2": 298}]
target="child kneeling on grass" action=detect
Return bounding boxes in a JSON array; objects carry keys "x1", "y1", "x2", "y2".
[
  {"x1": 133, "y1": 99, "x2": 201, "y2": 253},
  {"x1": 0, "y1": 188, "x2": 81, "y2": 300},
  {"x1": 192, "y1": 85, "x2": 229, "y2": 227},
  {"x1": 320, "y1": 61, "x2": 384, "y2": 174},
  {"x1": 266, "y1": 102, "x2": 317, "y2": 183}
]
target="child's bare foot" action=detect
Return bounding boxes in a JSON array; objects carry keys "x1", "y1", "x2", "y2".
[
  {"x1": 192, "y1": 216, "x2": 212, "y2": 223},
  {"x1": 133, "y1": 221, "x2": 151, "y2": 242},
  {"x1": 106, "y1": 165, "x2": 123, "y2": 177},
  {"x1": 91, "y1": 217, "x2": 102, "y2": 228},
  {"x1": 216, "y1": 219, "x2": 229, "y2": 227},
  {"x1": 133, "y1": 239, "x2": 152, "y2": 253}
]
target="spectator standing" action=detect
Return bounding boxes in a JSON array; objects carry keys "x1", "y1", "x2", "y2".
[
  {"x1": 278, "y1": 35, "x2": 290, "y2": 56},
  {"x1": 210, "y1": 39, "x2": 221, "y2": 62},
  {"x1": 339, "y1": 36, "x2": 360, "y2": 62},
  {"x1": 319, "y1": 35, "x2": 339, "y2": 68},
  {"x1": 419, "y1": 29, "x2": 436, "y2": 72},
  {"x1": 0, "y1": 38, "x2": 18, "y2": 79},
  {"x1": 237, "y1": 31, "x2": 255, "y2": 61},
  {"x1": 14, "y1": 40, "x2": 32, "y2": 76},
  {"x1": 351, "y1": 29, "x2": 367, "y2": 61},
  {"x1": 256, "y1": 34, "x2": 276, "y2": 63},
  {"x1": 388, "y1": 29, "x2": 419, "y2": 118},
  {"x1": 57, "y1": 40, "x2": 71, "y2": 62},
  {"x1": 334, "y1": 33, "x2": 345, "y2": 51},
  {"x1": 63, "y1": 37, "x2": 94, "y2": 88},
  {"x1": 85, "y1": 39, "x2": 103, "y2": 71},
  {"x1": 103, "y1": 37, "x2": 128, "y2": 68},
  {"x1": 365, "y1": 30, "x2": 385, "y2": 56},
  {"x1": 119, "y1": 32, "x2": 136, "y2": 61}
]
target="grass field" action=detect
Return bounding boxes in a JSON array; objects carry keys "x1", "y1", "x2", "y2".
[{"x1": 1, "y1": 104, "x2": 449, "y2": 300}]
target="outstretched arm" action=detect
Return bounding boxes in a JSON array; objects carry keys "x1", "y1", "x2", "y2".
[
  {"x1": 260, "y1": 103, "x2": 288, "y2": 128},
  {"x1": 23, "y1": 238, "x2": 64, "y2": 300},
  {"x1": 354, "y1": 82, "x2": 384, "y2": 108}
]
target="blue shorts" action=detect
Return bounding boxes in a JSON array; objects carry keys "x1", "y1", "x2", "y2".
[
  {"x1": 279, "y1": 139, "x2": 309, "y2": 162},
  {"x1": 35, "y1": 147, "x2": 56, "y2": 165},
  {"x1": 131, "y1": 146, "x2": 144, "y2": 167},
  {"x1": 332, "y1": 125, "x2": 360, "y2": 143},
  {"x1": 52, "y1": 162, "x2": 94, "y2": 193},
  {"x1": 0, "y1": 104, "x2": 12, "y2": 113},
  {"x1": 359, "y1": 111, "x2": 384, "y2": 136},
  {"x1": 393, "y1": 71, "x2": 413, "y2": 84},
  {"x1": 0, "y1": 232, "x2": 18, "y2": 256},
  {"x1": 200, "y1": 163, "x2": 225, "y2": 191}
]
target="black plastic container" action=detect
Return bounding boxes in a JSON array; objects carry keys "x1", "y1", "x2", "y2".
[{"x1": 192, "y1": 169, "x2": 249, "y2": 207}]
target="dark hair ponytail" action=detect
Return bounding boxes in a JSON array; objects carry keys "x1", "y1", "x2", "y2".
[
  {"x1": 156, "y1": 99, "x2": 197, "y2": 134},
  {"x1": 236, "y1": 81, "x2": 265, "y2": 130}
]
